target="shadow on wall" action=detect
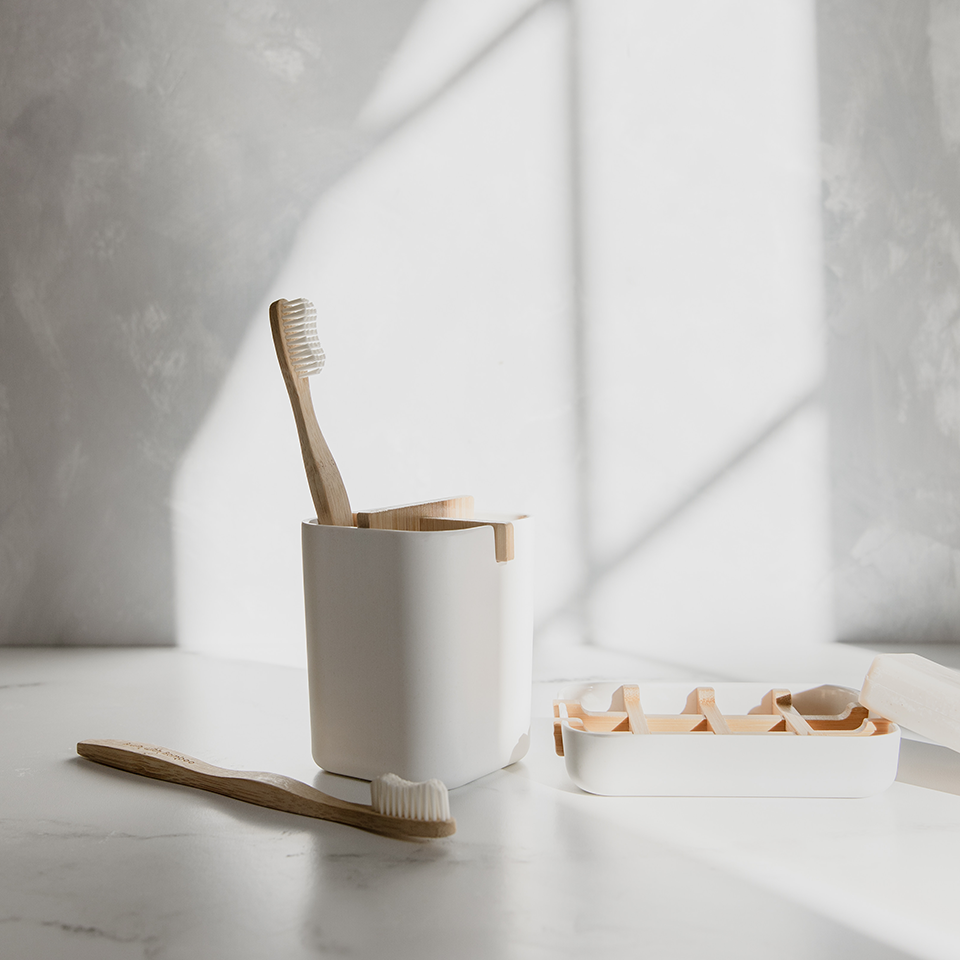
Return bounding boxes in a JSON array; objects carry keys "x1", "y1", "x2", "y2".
[
  {"x1": 819, "y1": 0, "x2": 960, "y2": 643},
  {"x1": 3, "y1": 0, "x2": 833, "y2": 664},
  {"x1": 0, "y1": 0, "x2": 424, "y2": 643}
]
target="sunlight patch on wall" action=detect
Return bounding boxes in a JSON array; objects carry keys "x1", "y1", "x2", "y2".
[
  {"x1": 573, "y1": 0, "x2": 831, "y2": 664},
  {"x1": 590, "y1": 407, "x2": 833, "y2": 674},
  {"x1": 172, "y1": 0, "x2": 830, "y2": 672},
  {"x1": 172, "y1": 3, "x2": 570, "y2": 666}
]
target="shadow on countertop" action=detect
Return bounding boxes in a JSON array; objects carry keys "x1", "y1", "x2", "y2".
[{"x1": 896, "y1": 738, "x2": 960, "y2": 798}]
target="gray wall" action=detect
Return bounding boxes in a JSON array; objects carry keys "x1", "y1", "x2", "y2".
[
  {"x1": 0, "y1": 0, "x2": 421, "y2": 643},
  {"x1": 820, "y1": 0, "x2": 960, "y2": 643},
  {"x1": 6, "y1": 0, "x2": 960, "y2": 654}
]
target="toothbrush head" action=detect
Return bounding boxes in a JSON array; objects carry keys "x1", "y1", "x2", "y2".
[
  {"x1": 370, "y1": 773, "x2": 452, "y2": 822},
  {"x1": 277, "y1": 297, "x2": 326, "y2": 378}
]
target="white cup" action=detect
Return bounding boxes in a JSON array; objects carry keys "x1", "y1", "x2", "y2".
[{"x1": 301, "y1": 515, "x2": 533, "y2": 788}]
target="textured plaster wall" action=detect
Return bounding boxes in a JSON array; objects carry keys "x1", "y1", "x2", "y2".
[
  {"x1": 820, "y1": 0, "x2": 960, "y2": 642},
  {"x1": 9, "y1": 0, "x2": 960, "y2": 656},
  {"x1": 0, "y1": 0, "x2": 421, "y2": 643}
]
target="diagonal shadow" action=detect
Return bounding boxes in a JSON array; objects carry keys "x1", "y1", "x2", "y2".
[
  {"x1": 537, "y1": 385, "x2": 822, "y2": 638},
  {"x1": 0, "y1": 1, "x2": 431, "y2": 644},
  {"x1": 362, "y1": 1, "x2": 553, "y2": 153}
]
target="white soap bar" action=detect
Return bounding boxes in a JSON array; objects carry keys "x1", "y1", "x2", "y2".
[{"x1": 860, "y1": 654, "x2": 960, "y2": 753}]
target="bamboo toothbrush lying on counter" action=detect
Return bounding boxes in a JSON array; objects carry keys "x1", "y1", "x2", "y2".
[{"x1": 77, "y1": 740, "x2": 455, "y2": 841}]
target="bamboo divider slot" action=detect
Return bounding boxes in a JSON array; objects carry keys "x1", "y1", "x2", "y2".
[
  {"x1": 356, "y1": 496, "x2": 474, "y2": 531},
  {"x1": 355, "y1": 496, "x2": 519, "y2": 562},
  {"x1": 418, "y1": 516, "x2": 515, "y2": 562},
  {"x1": 684, "y1": 687, "x2": 732, "y2": 735}
]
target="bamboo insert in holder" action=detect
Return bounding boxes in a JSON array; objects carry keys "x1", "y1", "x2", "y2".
[
  {"x1": 553, "y1": 683, "x2": 901, "y2": 797},
  {"x1": 355, "y1": 496, "x2": 517, "y2": 562}
]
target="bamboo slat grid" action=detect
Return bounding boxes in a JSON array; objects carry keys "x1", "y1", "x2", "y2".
[{"x1": 553, "y1": 685, "x2": 893, "y2": 757}]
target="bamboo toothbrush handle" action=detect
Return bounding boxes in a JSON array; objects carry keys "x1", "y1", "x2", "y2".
[
  {"x1": 76, "y1": 739, "x2": 454, "y2": 840},
  {"x1": 288, "y1": 376, "x2": 353, "y2": 526}
]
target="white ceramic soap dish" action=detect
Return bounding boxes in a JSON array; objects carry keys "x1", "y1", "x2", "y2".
[{"x1": 553, "y1": 682, "x2": 900, "y2": 798}]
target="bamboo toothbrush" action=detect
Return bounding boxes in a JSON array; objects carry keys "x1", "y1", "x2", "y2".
[
  {"x1": 77, "y1": 739, "x2": 455, "y2": 841},
  {"x1": 270, "y1": 297, "x2": 353, "y2": 526}
]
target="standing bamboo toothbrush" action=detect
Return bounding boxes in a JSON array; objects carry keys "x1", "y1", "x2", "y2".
[{"x1": 270, "y1": 297, "x2": 353, "y2": 525}]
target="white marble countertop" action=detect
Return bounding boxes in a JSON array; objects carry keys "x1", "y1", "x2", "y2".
[{"x1": 2, "y1": 645, "x2": 959, "y2": 959}]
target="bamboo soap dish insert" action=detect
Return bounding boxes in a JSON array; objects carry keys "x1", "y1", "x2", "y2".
[{"x1": 553, "y1": 682, "x2": 901, "y2": 798}]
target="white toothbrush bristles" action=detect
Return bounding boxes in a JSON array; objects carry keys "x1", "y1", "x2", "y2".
[
  {"x1": 279, "y1": 298, "x2": 325, "y2": 377},
  {"x1": 370, "y1": 773, "x2": 451, "y2": 822}
]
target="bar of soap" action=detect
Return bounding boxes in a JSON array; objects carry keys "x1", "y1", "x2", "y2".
[{"x1": 860, "y1": 654, "x2": 960, "y2": 753}]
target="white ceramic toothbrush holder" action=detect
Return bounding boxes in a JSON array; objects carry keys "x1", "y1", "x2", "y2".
[{"x1": 301, "y1": 514, "x2": 533, "y2": 789}]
